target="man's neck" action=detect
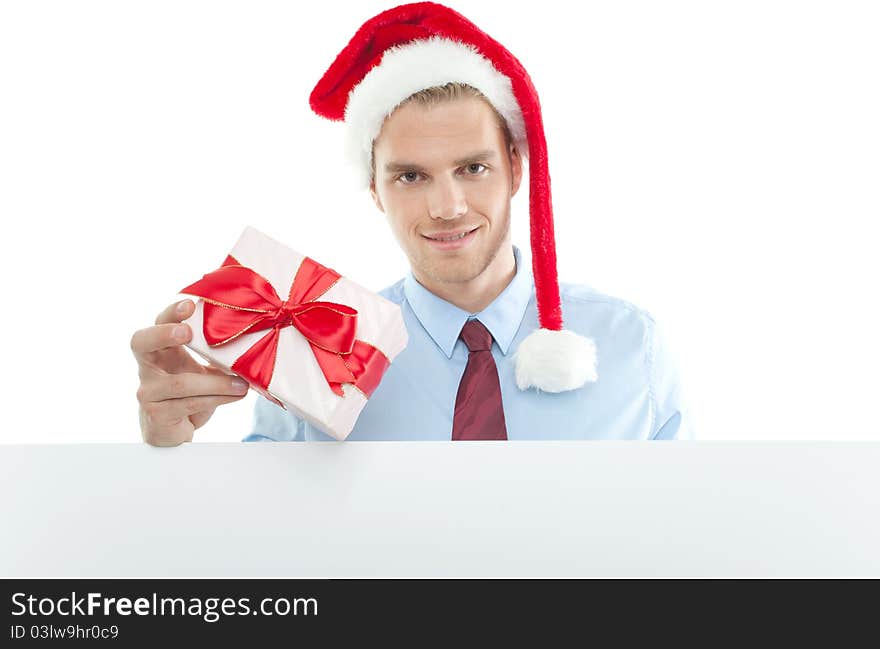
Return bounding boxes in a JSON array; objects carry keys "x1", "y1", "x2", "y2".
[{"x1": 414, "y1": 245, "x2": 517, "y2": 314}]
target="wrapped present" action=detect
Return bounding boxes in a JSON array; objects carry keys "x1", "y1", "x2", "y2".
[{"x1": 177, "y1": 226, "x2": 408, "y2": 440}]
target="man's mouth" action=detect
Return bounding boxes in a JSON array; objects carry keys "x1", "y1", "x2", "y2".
[{"x1": 422, "y1": 227, "x2": 478, "y2": 242}]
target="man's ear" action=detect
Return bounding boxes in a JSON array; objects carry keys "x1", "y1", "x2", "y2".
[
  {"x1": 370, "y1": 179, "x2": 385, "y2": 213},
  {"x1": 509, "y1": 143, "x2": 523, "y2": 197}
]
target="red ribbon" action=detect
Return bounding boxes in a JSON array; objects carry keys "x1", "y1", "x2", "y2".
[{"x1": 180, "y1": 254, "x2": 389, "y2": 399}]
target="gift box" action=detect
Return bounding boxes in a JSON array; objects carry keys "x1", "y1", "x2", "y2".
[{"x1": 177, "y1": 226, "x2": 408, "y2": 441}]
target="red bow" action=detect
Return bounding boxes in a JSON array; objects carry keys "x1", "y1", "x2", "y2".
[{"x1": 180, "y1": 254, "x2": 389, "y2": 399}]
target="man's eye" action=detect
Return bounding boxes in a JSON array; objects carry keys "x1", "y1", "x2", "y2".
[
  {"x1": 398, "y1": 172, "x2": 421, "y2": 184},
  {"x1": 464, "y1": 163, "x2": 487, "y2": 175}
]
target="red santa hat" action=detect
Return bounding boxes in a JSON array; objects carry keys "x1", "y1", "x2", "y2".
[{"x1": 309, "y1": 1, "x2": 597, "y2": 393}]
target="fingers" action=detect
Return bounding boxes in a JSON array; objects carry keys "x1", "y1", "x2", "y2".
[
  {"x1": 189, "y1": 409, "x2": 216, "y2": 431},
  {"x1": 130, "y1": 320, "x2": 192, "y2": 361},
  {"x1": 142, "y1": 393, "x2": 248, "y2": 427},
  {"x1": 156, "y1": 299, "x2": 194, "y2": 325},
  {"x1": 138, "y1": 372, "x2": 249, "y2": 403},
  {"x1": 140, "y1": 410, "x2": 193, "y2": 447}
]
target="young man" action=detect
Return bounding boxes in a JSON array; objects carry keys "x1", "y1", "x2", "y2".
[{"x1": 131, "y1": 3, "x2": 693, "y2": 445}]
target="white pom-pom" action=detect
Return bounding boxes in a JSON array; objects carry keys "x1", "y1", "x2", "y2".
[{"x1": 513, "y1": 328, "x2": 598, "y2": 393}]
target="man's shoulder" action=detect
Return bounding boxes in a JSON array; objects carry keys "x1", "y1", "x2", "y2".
[
  {"x1": 557, "y1": 281, "x2": 656, "y2": 328},
  {"x1": 553, "y1": 281, "x2": 661, "y2": 365},
  {"x1": 377, "y1": 278, "x2": 406, "y2": 304}
]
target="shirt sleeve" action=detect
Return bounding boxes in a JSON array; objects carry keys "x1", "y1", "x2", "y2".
[
  {"x1": 647, "y1": 315, "x2": 695, "y2": 440},
  {"x1": 241, "y1": 394, "x2": 306, "y2": 442}
]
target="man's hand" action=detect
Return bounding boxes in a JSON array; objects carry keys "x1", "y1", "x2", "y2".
[{"x1": 131, "y1": 299, "x2": 250, "y2": 446}]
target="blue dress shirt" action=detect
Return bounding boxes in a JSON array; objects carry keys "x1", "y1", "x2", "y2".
[{"x1": 243, "y1": 245, "x2": 694, "y2": 442}]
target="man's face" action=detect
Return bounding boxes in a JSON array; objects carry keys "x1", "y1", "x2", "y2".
[{"x1": 370, "y1": 96, "x2": 522, "y2": 287}]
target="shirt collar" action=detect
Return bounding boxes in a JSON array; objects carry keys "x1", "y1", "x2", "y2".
[{"x1": 403, "y1": 244, "x2": 534, "y2": 359}]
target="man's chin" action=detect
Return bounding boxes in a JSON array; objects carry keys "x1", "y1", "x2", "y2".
[{"x1": 418, "y1": 259, "x2": 484, "y2": 285}]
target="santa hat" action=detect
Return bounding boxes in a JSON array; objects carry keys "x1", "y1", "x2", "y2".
[{"x1": 309, "y1": 1, "x2": 597, "y2": 393}]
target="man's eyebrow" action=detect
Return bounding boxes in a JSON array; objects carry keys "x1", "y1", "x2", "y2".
[
  {"x1": 453, "y1": 149, "x2": 498, "y2": 166},
  {"x1": 383, "y1": 150, "x2": 497, "y2": 173}
]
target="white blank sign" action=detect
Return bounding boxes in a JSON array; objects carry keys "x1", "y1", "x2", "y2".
[{"x1": 2, "y1": 441, "x2": 878, "y2": 578}]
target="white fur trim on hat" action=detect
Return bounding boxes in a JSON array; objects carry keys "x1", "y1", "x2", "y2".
[
  {"x1": 344, "y1": 35, "x2": 529, "y2": 189},
  {"x1": 513, "y1": 328, "x2": 598, "y2": 393}
]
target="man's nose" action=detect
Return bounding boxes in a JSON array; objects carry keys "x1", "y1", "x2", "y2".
[{"x1": 427, "y1": 176, "x2": 468, "y2": 220}]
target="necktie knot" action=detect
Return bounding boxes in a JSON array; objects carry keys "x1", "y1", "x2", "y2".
[{"x1": 459, "y1": 319, "x2": 493, "y2": 352}]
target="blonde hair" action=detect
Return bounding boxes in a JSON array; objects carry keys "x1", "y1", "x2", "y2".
[{"x1": 370, "y1": 81, "x2": 515, "y2": 181}]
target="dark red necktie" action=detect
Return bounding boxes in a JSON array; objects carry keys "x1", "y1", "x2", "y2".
[{"x1": 452, "y1": 319, "x2": 508, "y2": 440}]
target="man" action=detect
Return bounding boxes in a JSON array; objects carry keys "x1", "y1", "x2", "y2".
[{"x1": 131, "y1": 2, "x2": 693, "y2": 445}]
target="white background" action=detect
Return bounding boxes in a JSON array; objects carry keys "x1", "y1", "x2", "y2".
[{"x1": 1, "y1": 0, "x2": 877, "y2": 443}]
